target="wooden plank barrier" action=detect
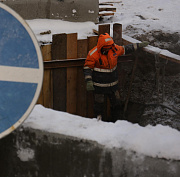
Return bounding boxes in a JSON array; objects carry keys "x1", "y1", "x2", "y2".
[
  {"x1": 51, "y1": 33, "x2": 67, "y2": 112},
  {"x1": 113, "y1": 23, "x2": 123, "y2": 45},
  {"x1": 77, "y1": 39, "x2": 88, "y2": 117},
  {"x1": 37, "y1": 44, "x2": 53, "y2": 108},
  {"x1": 87, "y1": 35, "x2": 98, "y2": 118},
  {"x1": 66, "y1": 33, "x2": 78, "y2": 114},
  {"x1": 98, "y1": 24, "x2": 110, "y2": 35}
]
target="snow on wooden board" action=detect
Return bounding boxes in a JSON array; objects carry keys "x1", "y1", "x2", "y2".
[{"x1": 122, "y1": 34, "x2": 180, "y2": 64}]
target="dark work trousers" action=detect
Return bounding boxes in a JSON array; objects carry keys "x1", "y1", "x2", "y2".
[{"x1": 94, "y1": 90, "x2": 121, "y2": 122}]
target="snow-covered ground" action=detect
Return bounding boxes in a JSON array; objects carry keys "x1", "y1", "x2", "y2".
[
  {"x1": 24, "y1": 0, "x2": 180, "y2": 161},
  {"x1": 24, "y1": 105, "x2": 180, "y2": 161},
  {"x1": 100, "y1": 0, "x2": 180, "y2": 35},
  {"x1": 100, "y1": 0, "x2": 180, "y2": 55},
  {"x1": 27, "y1": 19, "x2": 96, "y2": 43}
]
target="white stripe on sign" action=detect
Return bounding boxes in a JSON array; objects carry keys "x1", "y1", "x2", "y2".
[{"x1": 0, "y1": 65, "x2": 41, "y2": 83}]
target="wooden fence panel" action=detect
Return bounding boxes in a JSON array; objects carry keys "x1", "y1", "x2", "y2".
[
  {"x1": 113, "y1": 23, "x2": 123, "y2": 45},
  {"x1": 66, "y1": 33, "x2": 78, "y2": 114},
  {"x1": 98, "y1": 24, "x2": 110, "y2": 35},
  {"x1": 86, "y1": 36, "x2": 99, "y2": 118},
  {"x1": 87, "y1": 36, "x2": 98, "y2": 51},
  {"x1": 77, "y1": 39, "x2": 88, "y2": 117},
  {"x1": 52, "y1": 34, "x2": 67, "y2": 111},
  {"x1": 41, "y1": 44, "x2": 53, "y2": 108},
  {"x1": 37, "y1": 78, "x2": 43, "y2": 105}
]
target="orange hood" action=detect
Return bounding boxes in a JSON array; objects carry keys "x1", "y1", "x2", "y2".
[{"x1": 97, "y1": 33, "x2": 114, "y2": 52}]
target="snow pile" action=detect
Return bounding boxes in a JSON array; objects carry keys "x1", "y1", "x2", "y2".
[
  {"x1": 23, "y1": 105, "x2": 180, "y2": 161},
  {"x1": 27, "y1": 19, "x2": 96, "y2": 43},
  {"x1": 17, "y1": 147, "x2": 35, "y2": 162}
]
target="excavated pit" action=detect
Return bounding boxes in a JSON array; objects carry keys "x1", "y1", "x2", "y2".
[{"x1": 117, "y1": 29, "x2": 180, "y2": 130}]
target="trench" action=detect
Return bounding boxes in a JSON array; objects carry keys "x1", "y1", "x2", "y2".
[{"x1": 113, "y1": 47, "x2": 180, "y2": 131}]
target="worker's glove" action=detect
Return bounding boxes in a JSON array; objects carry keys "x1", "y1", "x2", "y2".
[
  {"x1": 86, "y1": 80, "x2": 95, "y2": 91},
  {"x1": 139, "y1": 41, "x2": 149, "y2": 48}
]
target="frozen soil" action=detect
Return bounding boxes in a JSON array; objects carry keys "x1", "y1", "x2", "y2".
[
  {"x1": 139, "y1": 72, "x2": 180, "y2": 131},
  {"x1": 120, "y1": 57, "x2": 180, "y2": 130},
  {"x1": 116, "y1": 28, "x2": 180, "y2": 130}
]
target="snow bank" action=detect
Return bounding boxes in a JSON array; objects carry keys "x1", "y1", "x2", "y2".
[
  {"x1": 23, "y1": 105, "x2": 180, "y2": 161},
  {"x1": 27, "y1": 19, "x2": 97, "y2": 43}
]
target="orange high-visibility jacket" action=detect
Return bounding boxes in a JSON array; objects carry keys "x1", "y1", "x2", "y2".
[
  {"x1": 84, "y1": 33, "x2": 125, "y2": 70},
  {"x1": 84, "y1": 33, "x2": 136, "y2": 93}
]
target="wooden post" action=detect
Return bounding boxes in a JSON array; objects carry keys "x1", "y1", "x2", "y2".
[
  {"x1": 41, "y1": 44, "x2": 53, "y2": 108},
  {"x1": 98, "y1": 24, "x2": 110, "y2": 35},
  {"x1": 52, "y1": 33, "x2": 67, "y2": 111},
  {"x1": 77, "y1": 39, "x2": 88, "y2": 117},
  {"x1": 86, "y1": 36, "x2": 99, "y2": 118},
  {"x1": 113, "y1": 23, "x2": 123, "y2": 45},
  {"x1": 66, "y1": 33, "x2": 78, "y2": 114},
  {"x1": 87, "y1": 36, "x2": 98, "y2": 51}
]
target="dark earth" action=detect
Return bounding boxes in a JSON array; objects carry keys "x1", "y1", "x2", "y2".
[{"x1": 119, "y1": 27, "x2": 180, "y2": 131}]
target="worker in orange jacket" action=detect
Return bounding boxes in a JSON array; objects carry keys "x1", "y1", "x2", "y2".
[{"x1": 84, "y1": 33, "x2": 148, "y2": 122}]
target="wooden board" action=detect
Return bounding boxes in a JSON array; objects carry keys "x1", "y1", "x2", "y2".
[
  {"x1": 77, "y1": 39, "x2": 88, "y2": 117},
  {"x1": 122, "y1": 38, "x2": 180, "y2": 64},
  {"x1": 41, "y1": 44, "x2": 53, "y2": 108},
  {"x1": 86, "y1": 36, "x2": 99, "y2": 118},
  {"x1": 87, "y1": 36, "x2": 98, "y2": 51},
  {"x1": 99, "y1": 12, "x2": 114, "y2": 17},
  {"x1": 52, "y1": 33, "x2": 67, "y2": 60},
  {"x1": 52, "y1": 33, "x2": 67, "y2": 111},
  {"x1": 66, "y1": 33, "x2": 78, "y2": 114},
  {"x1": 99, "y1": 8, "x2": 116, "y2": 12},
  {"x1": 113, "y1": 23, "x2": 123, "y2": 45},
  {"x1": 98, "y1": 24, "x2": 110, "y2": 35},
  {"x1": 99, "y1": 3, "x2": 114, "y2": 6}
]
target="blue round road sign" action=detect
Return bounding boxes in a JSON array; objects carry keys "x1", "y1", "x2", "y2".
[{"x1": 0, "y1": 3, "x2": 43, "y2": 138}]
